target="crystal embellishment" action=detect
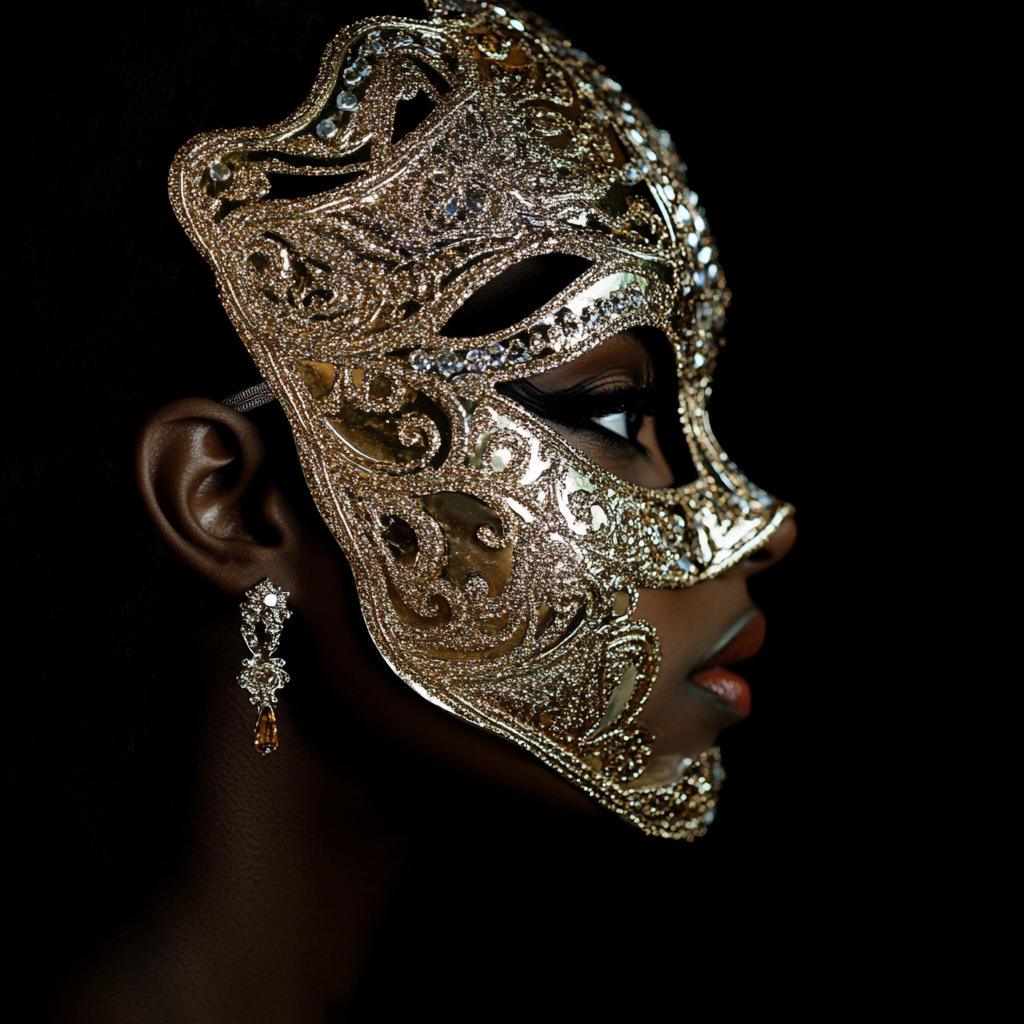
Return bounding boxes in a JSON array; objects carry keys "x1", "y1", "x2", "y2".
[
  {"x1": 316, "y1": 118, "x2": 338, "y2": 139},
  {"x1": 621, "y1": 163, "x2": 643, "y2": 184},
  {"x1": 486, "y1": 341, "x2": 507, "y2": 367},
  {"x1": 410, "y1": 350, "x2": 435, "y2": 372},
  {"x1": 343, "y1": 57, "x2": 371, "y2": 85},
  {"x1": 507, "y1": 338, "x2": 531, "y2": 363},
  {"x1": 465, "y1": 347, "x2": 489, "y2": 374},
  {"x1": 336, "y1": 91, "x2": 359, "y2": 111},
  {"x1": 208, "y1": 159, "x2": 232, "y2": 182},
  {"x1": 437, "y1": 351, "x2": 464, "y2": 376}
]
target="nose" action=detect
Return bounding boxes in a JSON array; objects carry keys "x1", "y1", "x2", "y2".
[{"x1": 735, "y1": 515, "x2": 797, "y2": 579}]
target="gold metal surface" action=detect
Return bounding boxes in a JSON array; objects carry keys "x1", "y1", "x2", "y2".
[{"x1": 170, "y1": 1, "x2": 791, "y2": 837}]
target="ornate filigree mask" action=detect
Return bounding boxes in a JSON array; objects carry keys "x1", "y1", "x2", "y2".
[{"x1": 169, "y1": 1, "x2": 793, "y2": 838}]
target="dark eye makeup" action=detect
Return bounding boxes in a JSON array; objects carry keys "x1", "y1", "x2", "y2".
[{"x1": 494, "y1": 375, "x2": 658, "y2": 455}]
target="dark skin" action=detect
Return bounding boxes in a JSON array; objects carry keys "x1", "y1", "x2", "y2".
[{"x1": 57, "y1": 334, "x2": 794, "y2": 1021}]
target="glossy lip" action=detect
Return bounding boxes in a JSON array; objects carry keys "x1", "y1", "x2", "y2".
[{"x1": 687, "y1": 610, "x2": 766, "y2": 717}]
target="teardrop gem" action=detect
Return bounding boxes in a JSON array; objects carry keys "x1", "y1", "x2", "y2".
[{"x1": 254, "y1": 705, "x2": 278, "y2": 755}]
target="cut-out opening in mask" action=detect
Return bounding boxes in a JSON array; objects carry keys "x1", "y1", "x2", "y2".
[
  {"x1": 440, "y1": 252, "x2": 593, "y2": 337},
  {"x1": 494, "y1": 326, "x2": 699, "y2": 489},
  {"x1": 392, "y1": 89, "x2": 438, "y2": 143}
]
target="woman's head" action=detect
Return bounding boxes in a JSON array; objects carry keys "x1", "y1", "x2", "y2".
[{"x1": 156, "y1": 1, "x2": 795, "y2": 836}]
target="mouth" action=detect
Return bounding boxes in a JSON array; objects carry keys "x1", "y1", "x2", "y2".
[{"x1": 688, "y1": 610, "x2": 766, "y2": 718}]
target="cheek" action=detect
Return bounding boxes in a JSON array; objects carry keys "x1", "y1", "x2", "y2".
[
  {"x1": 634, "y1": 584, "x2": 730, "y2": 670},
  {"x1": 633, "y1": 416, "x2": 674, "y2": 487},
  {"x1": 631, "y1": 581, "x2": 755, "y2": 762}
]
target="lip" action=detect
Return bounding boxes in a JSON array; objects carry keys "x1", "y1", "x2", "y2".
[{"x1": 688, "y1": 610, "x2": 766, "y2": 717}]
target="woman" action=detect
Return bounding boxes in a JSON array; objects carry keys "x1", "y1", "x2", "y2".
[{"x1": 9, "y1": 2, "x2": 807, "y2": 1019}]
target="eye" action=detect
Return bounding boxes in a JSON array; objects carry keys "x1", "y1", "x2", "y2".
[{"x1": 592, "y1": 410, "x2": 637, "y2": 440}]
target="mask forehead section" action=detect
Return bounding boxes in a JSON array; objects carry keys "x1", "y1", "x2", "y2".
[{"x1": 169, "y1": 1, "x2": 792, "y2": 838}]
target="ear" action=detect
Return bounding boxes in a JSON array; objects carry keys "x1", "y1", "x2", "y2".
[{"x1": 136, "y1": 397, "x2": 306, "y2": 597}]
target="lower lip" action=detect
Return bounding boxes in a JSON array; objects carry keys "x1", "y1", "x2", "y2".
[{"x1": 690, "y1": 668, "x2": 752, "y2": 717}]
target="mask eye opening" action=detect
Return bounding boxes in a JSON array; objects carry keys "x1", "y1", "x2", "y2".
[{"x1": 630, "y1": 326, "x2": 699, "y2": 487}]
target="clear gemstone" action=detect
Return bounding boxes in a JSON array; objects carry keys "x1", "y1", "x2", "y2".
[
  {"x1": 620, "y1": 101, "x2": 633, "y2": 112},
  {"x1": 676, "y1": 556, "x2": 697, "y2": 573},
  {"x1": 423, "y1": 38, "x2": 443, "y2": 55},
  {"x1": 697, "y1": 245, "x2": 713, "y2": 265},
  {"x1": 507, "y1": 338, "x2": 531, "y2": 363},
  {"x1": 410, "y1": 350, "x2": 434, "y2": 372},
  {"x1": 557, "y1": 310, "x2": 579, "y2": 333},
  {"x1": 336, "y1": 91, "x2": 358, "y2": 111},
  {"x1": 444, "y1": 195, "x2": 458, "y2": 219},
  {"x1": 629, "y1": 128, "x2": 644, "y2": 145},
  {"x1": 343, "y1": 57, "x2": 371, "y2": 85},
  {"x1": 686, "y1": 232, "x2": 699, "y2": 248},
  {"x1": 693, "y1": 213, "x2": 707, "y2": 232},
  {"x1": 263, "y1": 593, "x2": 278, "y2": 607},
  {"x1": 694, "y1": 271, "x2": 707, "y2": 287},
  {"x1": 643, "y1": 146, "x2": 658, "y2": 162},
  {"x1": 580, "y1": 306, "x2": 601, "y2": 326},
  {"x1": 486, "y1": 341, "x2": 507, "y2": 367},
  {"x1": 620, "y1": 112, "x2": 635, "y2": 125},
  {"x1": 621, "y1": 163, "x2": 642, "y2": 184},
  {"x1": 316, "y1": 118, "x2": 338, "y2": 139},
  {"x1": 509, "y1": 17, "x2": 525, "y2": 30},
  {"x1": 591, "y1": 109, "x2": 609, "y2": 125},
  {"x1": 703, "y1": 808, "x2": 717, "y2": 825},
  {"x1": 438, "y1": 351, "x2": 464, "y2": 376},
  {"x1": 675, "y1": 206, "x2": 692, "y2": 224},
  {"x1": 208, "y1": 159, "x2": 232, "y2": 182},
  {"x1": 528, "y1": 329, "x2": 546, "y2": 348},
  {"x1": 708, "y1": 264, "x2": 719, "y2": 280},
  {"x1": 366, "y1": 30, "x2": 386, "y2": 53},
  {"x1": 465, "y1": 347, "x2": 488, "y2": 373},
  {"x1": 693, "y1": 352, "x2": 706, "y2": 368}
]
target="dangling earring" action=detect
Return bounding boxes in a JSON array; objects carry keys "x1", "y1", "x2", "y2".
[{"x1": 237, "y1": 579, "x2": 292, "y2": 755}]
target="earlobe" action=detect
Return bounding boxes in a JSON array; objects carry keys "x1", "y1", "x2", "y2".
[{"x1": 136, "y1": 397, "x2": 298, "y2": 595}]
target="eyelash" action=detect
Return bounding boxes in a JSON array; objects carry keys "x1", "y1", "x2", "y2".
[{"x1": 494, "y1": 379, "x2": 657, "y2": 454}]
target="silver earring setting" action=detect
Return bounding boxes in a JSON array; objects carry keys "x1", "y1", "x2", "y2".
[{"x1": 237, "y1": 579, "x2": 292, "y2": 754}]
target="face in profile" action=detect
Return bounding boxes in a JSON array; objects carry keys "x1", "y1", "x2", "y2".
[{"x1": 164, "y1": 0, "x2": 795, "y2": 838}]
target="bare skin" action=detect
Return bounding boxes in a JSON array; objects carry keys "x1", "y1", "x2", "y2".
[{"x1": 56, "y1": 335, "x2": 794, "y2": 1022}]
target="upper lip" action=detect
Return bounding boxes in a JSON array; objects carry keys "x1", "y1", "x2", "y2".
[{"x1": 694, "y1": 609, "x2": 766, "y2": 671}]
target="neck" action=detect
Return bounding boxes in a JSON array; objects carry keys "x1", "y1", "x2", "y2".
[{"x1": 55, "y1": 623, "x2": 415, "y2": 1023}]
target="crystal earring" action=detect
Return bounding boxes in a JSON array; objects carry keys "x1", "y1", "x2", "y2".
[{"x1": 237, "y1": 579, "x2": 292, "y2": 755}]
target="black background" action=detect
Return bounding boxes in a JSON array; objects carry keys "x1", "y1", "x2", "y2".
[{"x1": 4, "y1": 1, "x2": 1018, "y2": 1016}]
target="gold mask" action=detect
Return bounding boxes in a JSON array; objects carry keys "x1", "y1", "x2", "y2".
[{"x1": 169, "y1": 0, "x2": 793, "y2": 838}]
